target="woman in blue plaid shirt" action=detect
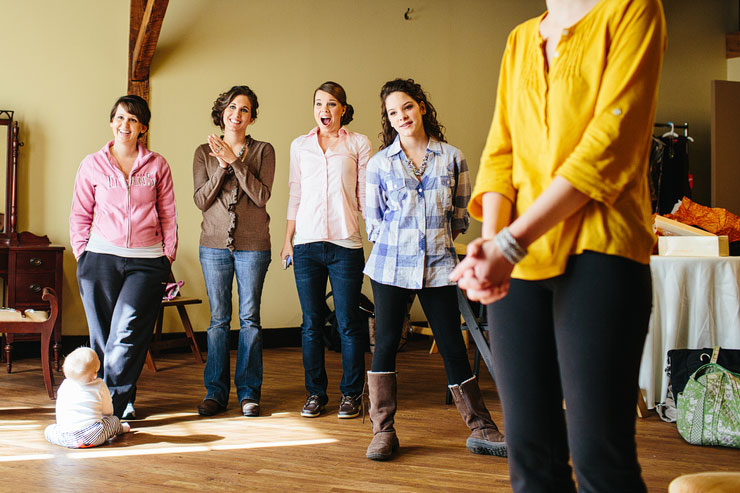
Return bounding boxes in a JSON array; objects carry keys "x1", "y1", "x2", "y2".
[{"x1": 363, "y1": 79, "x2": 506, "y2": 461}]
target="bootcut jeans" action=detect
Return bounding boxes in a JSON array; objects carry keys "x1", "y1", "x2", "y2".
[{"x1": 199, "y1": 246, "x2": 271, "y2": 405}]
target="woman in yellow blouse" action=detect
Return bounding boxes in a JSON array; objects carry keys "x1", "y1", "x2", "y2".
[{"x1": 451, "y1": 0, "x2": 665, "y2": 491}]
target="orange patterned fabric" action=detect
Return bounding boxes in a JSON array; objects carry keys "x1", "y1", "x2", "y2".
[{"x1": 666, "y1": 197, "x2": 740, "y2": 242}]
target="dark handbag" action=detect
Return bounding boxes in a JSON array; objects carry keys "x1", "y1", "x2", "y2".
[{"x1": 667, "y1": 347, "x2": 740, "y2": 404}]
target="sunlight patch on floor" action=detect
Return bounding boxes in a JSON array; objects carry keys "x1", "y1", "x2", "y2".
[
  {"x1": 0, "y1": 454, "x2": 54, "y2": 462},
  {"x1": 0, "y1": 424, "x2": 42, "y2": 431},
  {"x1": 0, "y1": 438, "x2": 337, "y2": 462},
  {"x1": 69, "y1": 438, "x2": 337, "y2": 458}
]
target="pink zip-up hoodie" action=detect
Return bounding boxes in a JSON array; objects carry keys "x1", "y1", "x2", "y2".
[{"x1": 70, "y1": 141, "x2": 178, "y2": 260}]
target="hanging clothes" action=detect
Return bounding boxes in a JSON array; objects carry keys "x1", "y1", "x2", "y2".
[{"x1": 649, "y1": 134, "x2": 691, "y2": 215}]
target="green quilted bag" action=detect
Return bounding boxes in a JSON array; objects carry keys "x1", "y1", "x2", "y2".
[{"x1": 676, "y1": 346, "x2": 740, "y2": 449}]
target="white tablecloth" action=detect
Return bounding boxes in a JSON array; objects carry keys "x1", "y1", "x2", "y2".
[{"x1": 639, "y1": 256, "x2": 740, "y2": 408}]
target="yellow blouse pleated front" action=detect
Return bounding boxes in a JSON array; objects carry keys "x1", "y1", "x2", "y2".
[{"x1": 470, "y1": 0, "x2": 666, "y2": 280}]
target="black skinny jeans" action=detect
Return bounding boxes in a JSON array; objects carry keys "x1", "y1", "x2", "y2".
[
  {"x1": 487, "y1": 251, "x2": 651, "y2": 493},
  {"x1": 371, "y1": 281, "x2": 472, "y2": 385}
]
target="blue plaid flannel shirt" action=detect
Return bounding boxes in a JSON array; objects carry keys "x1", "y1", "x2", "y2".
[{"x1": 364, "y1": 137, "x2": 470, "y2": 289}]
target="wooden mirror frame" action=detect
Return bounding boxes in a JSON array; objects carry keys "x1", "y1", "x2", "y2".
[{"x1": 0, "y1": 110, "x2": 19, "y2": 243}]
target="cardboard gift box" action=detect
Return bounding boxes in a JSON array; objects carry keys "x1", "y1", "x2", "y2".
[
  {"x1": 658, "y1": 235, "x2": 729, "y2": 257},
  {"x1": 654, "y1": 215, "x2": 729, "y2": 257}
]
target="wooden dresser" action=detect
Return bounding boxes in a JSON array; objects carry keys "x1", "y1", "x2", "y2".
[{"x1": 0, "y1": 243, "x2": 65, "y2": 371}]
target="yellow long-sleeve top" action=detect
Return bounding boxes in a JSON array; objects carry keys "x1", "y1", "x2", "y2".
[{"x1": 470, "y1": 0, "x2": 666, "y2": 280}]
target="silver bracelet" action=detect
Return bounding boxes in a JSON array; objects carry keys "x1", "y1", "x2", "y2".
[{"x1": 493, "y1": 227, "x2": 528, "y2": 265}]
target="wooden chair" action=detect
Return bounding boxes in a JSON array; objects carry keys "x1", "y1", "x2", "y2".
[
  {"x1": 145, "y1": 273, "x2": 204, "y2": 372},
  {"x1": 0, "y1": 287, "x2": 59, "y2": 398}
]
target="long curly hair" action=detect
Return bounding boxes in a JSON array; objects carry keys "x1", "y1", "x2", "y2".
[
  {"x1": 379, "y1": 78, "x2": 446, "y2": 149},
  {"x1": 211, "y1": 85, "x2": 259, "y2": 129}
]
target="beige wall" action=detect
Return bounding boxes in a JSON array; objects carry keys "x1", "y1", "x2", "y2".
[
  {"x1": 728, "y1": 58, "x2": 740, "y2": 81},
  {"x1": 0, "y1": 0, "x2": 736, "y2": 335}
]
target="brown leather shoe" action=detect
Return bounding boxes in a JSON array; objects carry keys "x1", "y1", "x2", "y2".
[
  {"x1": 197, "y1": 398, "x2": 227, "y2": 416},
  {"x1": 301, "y1": 394, "x2": 328, "y2": 418},
  {"x1": 241, "y1": 399, "x2": 260, "y2": 417},
  {"x1": 337, "y1": 394, "x2": 362, "y2": 419}
]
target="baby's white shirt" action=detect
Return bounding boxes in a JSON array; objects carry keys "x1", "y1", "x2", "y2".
[{"x1": 55, "y1": 377, "x2": 113, "y2": 430}]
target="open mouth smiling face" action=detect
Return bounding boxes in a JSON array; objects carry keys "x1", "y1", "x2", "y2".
[{"x1": 313, "y1": 90, "x2": 344, "y2": 133}]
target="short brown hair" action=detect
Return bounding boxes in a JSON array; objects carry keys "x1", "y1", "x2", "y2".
[{"x1": 109, "y1": 95, "x2": 151, "y2": 137}]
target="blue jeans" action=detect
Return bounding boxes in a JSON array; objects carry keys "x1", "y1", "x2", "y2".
[
  {"x1": 199, "y1": 247, "x2": 271, "y2": 405},
  {"x1": 293, "y1": 242, "x2": 365, "y2": 397}
]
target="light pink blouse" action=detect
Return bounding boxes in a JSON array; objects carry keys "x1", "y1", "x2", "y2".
[{"x1": 287, "y1": 127, "x2": 372, "y2": 242}]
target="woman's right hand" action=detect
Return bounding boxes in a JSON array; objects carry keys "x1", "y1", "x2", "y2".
[
  {"x1": 280, "y1": 242, "x2": 294, "y2": 264},
  {"x1": 207, "y1": 134, "x2": 235, "y2": 168}
]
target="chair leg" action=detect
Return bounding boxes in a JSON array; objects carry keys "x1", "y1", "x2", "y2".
[
  {"x1": 53, "y1": 341, "x2": 61, "y2": 372},
  {"x1": 145, "y1": 351, "x2": 158, "y2": 372},
  {"x1": 5, "y1": 342, "x2": 11, "y2": 373},
  {"x1": 177, "y1": 305, "x2": 204, "y2": 364},
  {"x1": 40, "y1": 327, "x2": 55, "y2": 399},
  {"x1": 636, "y1": 388, "x2": 650, "y2": 418}
]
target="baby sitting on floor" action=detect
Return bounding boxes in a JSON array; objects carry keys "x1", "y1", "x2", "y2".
[{"x1": 45, "y1": 347, "x2": 130, "y2": 448}]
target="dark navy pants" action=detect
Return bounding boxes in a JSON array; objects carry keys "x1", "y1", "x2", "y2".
[
  {"x1": 293, "y1": 242, "x2": 366, "y2": 397},
  {"x1": 487, "y1": 251, "x2": 651, "y2": 493},
  {"x1": 77, "y1": 252, "x2": 170, "y2": 417}
]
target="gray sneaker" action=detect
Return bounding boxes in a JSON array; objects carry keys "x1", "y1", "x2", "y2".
[{"x1": 301, "y1": 394, "x2": 327, "y2": 418}]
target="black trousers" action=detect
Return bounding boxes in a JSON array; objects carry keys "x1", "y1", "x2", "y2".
[
  {"x1": 487, "y1": 251, "x2": 651, "y2": 493},
  {"x1": 371, "y1": 281, "x2": 472, "y2": 385},
  {"x1": 77, "y1": 252, "x2": 170, "y2": 417}
]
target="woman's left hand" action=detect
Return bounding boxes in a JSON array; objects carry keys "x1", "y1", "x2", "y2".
[
  {"x1": 450, "y1": 237, "x2": 514, "y2": 304},
  {"x1": 208, "y1": 134, "x2": 237, "y2": 168}
]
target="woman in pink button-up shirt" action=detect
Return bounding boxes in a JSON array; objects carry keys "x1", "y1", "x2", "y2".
[{"x1": 280, "y1": 81, "x2": 371, "y2": 420}]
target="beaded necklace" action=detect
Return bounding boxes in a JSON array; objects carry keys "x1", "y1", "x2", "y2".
[
  {"x1": 405, "y1": 150, "x2": 430, "y2": 178},
  {"x1": 236, "y1": 140, "x2": 247, "y2": 160}
]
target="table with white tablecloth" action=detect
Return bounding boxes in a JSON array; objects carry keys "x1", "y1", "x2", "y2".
[{"x1": 639, "y1": 256, "x2": 740, "y2": 408}]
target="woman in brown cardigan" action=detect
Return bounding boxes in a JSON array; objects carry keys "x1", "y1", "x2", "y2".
[{"x1": 193, "y1": 85, "x2": 275, "y2": 418}]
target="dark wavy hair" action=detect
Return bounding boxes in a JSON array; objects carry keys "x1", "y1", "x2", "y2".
[
  {"x1": 109, "y1": 95, "x2": 150, "y2": 137},
  {"x1": 379, "y1": 78, "x2": 446, "y2": 149},
  {"x1": 211, "y1": 85, "x2": 259, "y2": 128},
  {"x1": 314, "y1": 81, "x2": 354, "y2": 126}
]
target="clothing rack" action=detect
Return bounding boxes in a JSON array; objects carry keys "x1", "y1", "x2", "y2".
[{"x1": 654, "y1": 122, "x2": 690, "y2": 138}]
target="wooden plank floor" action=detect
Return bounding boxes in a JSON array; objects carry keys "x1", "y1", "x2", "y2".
[{"x1": 1, "y1": 338, "x2": 738, "y2": 492}]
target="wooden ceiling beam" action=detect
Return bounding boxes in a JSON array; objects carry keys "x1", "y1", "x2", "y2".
[{"x1": 127, "y1": 0, "x2": 169, "y2": 100}]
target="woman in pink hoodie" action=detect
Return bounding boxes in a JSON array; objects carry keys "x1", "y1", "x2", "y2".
[{"x1": 70, "y1": 95, "x2": 177, "y2": 419}]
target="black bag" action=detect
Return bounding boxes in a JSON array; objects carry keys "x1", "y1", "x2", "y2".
[
  {"x1": 322, "y1": 291, "x2": 373, "y2": 353},
  {"x1": 667, "y1": 347, "x2": 740, "y2": 404}
]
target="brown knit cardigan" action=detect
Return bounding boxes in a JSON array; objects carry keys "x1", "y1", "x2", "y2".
[{"x1": 193, "y1": 136, "x2": 275, "y2": 251}]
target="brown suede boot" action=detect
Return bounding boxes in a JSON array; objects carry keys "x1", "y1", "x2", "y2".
[
  {"x1": 366, "y1": 371, "x2": 399, "y2": 461},
  {"x1": 449, "y1": 375, "x2": 507, "y2": 457}
]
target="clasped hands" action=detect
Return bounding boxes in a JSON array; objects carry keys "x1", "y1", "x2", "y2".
[
  {"x1": 208, "y1": 134, "x2": 237, "y2": 168},
  {"x1": 449, "y1": 237, "x2": 515, "y2": 304}
]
